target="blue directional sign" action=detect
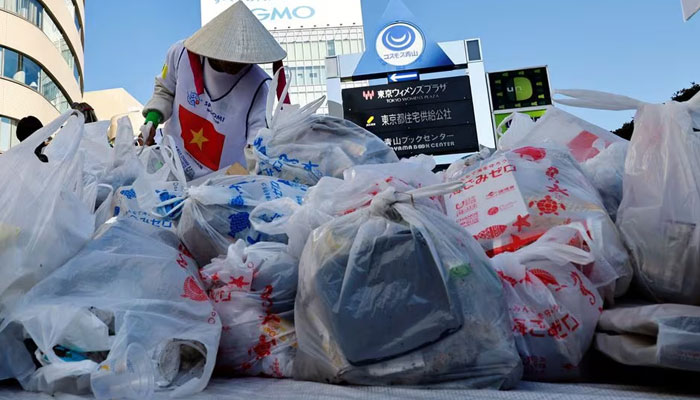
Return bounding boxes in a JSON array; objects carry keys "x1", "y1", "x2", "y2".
[{"x1": 388, "y1": 71, "x2": 419, "y2": 83}]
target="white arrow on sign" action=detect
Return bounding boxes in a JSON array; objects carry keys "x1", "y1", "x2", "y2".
[{"x1": 389, "y1": 71, "x2": 419, "y2": 83}]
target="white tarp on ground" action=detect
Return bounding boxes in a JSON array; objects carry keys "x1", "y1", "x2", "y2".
[
  {"x1": 0, "y1": 378, "x2": 698, "y2": 400},
  {"x1": 682, "y1": 0, "x2": 700, "y2": 20}
]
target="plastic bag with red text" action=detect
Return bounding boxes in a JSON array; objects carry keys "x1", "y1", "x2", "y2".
[{"x1": 444, "y1": 145, "x2": 631, "y2": 302}]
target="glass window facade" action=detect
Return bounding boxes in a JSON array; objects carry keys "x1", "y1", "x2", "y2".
[
  {"x1": 3, "y1": 48, "x2": 20, "y2": 80},
  {"x1": 0, "y1": 115, "x2": 18, "y2": 153},
  {"x1": 1, "y1": 0, "x2": 83, "y2": 89},
  {"x1": 263, "y1": 26, "x2": 366, "y2": 114},
  {"x1": 1, "y1": 46, "x2": 71, "y2": 113},
  {"x1": 64, "y1": 0, "x2": 82, "y2": 41}
]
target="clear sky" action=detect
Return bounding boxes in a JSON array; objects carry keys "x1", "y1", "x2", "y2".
[{"x1": 85, "y1": 0, "x2": 700, "y2": 131}]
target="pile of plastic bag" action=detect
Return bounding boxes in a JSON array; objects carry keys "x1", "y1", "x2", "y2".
[
  {"x1": 3, "y1": 70, "x2": 700, "y2": 399},
  {"x1": 507, "y1": 89, "x2": 700, "y2": 373}
]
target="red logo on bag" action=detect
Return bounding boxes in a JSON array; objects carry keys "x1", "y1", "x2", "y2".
[
  {"x1": 488, "y1": 207, "x2": 500, "y2": 216},
  {"x1": 529, "y1": 196, "x2": 566, "y2": 216},
  {"x1": 474, "y1": 225, "x2": 507, "y2": 240},
  {"x1": 512, "y1": 214, "x2": 531, "y2": 232},
  {"x1": 182, "y1": 276, "x2": 208, "y2": 302},
  {"x1": 528, "y1": 269, "x2": 562, "y2": 290},
  {"x1": 179, "y1": 105, "x2": 226, "y2": 171},
  {"x1": 513, "y1": 146, "x2": 547, "y2": 162}
]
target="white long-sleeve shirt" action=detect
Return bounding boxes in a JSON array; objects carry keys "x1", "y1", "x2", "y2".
[{"x1": 144, "y1": 40, "x2": 270, "y2": 180}]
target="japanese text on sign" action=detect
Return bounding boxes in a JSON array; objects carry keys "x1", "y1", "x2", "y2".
[
  {"x1": 381, "y1": 108, "x2": 453, "y2": 126},
  {"x1": 378, "y1": 83, "x2": 447, "y2": 100}
]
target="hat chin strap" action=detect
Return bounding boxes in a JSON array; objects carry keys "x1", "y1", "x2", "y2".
[{"x1": 272, "y1": 61, "x2": 291, "y2": 104}]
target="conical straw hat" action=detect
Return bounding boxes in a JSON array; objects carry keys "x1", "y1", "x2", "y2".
[{"x1": 185, "y1": 1, "x2": 286, "y2": 64}]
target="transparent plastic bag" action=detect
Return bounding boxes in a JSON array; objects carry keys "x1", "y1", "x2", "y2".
[
  {"x1": 499, "y1": 107, "x2": 626, "y2": 163},
  {"x1": 497, "y1": 107, "x2": 629, "y2": 221},
  {"x1": 201, "y1": 241, "x2": 297, "y2": 377},
  {"x1": 443, "y1": 145, "x2": 631, "y2": 301},
  {"x1": 556, "y1": 89, "x2": 700, "y2": 304},
  {"x1": 251, "y1": 71, "x2": 398, "y2": 186},
  {"x1": 0, "y1": 219, "x2": 220, "y2": 398},
  {"x1": 595, "y1": 303, "x2": 700, "y2": 372},
  {"x1": 492, "y1": 224, "x2": 603, "y2": 381},
  {"x1": 175, "y1": 175, "x2": 308, "y2": 266},
  {"x1": 294, "y1": 183, "x2": 522, "y2": 388},
  {"x1": 616, "y1": 94, "x2": 700, "y2": 304},
  {"x1": 579, "y1": 141, "x2": 628, "y2": 221},
  {"x1": 0, "y1": 111, "x2": 95, "y2": 318}
]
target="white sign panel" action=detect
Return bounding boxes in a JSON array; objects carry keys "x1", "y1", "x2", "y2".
[{"x1": 201, "y1": 0, "x2": 363, "y2": 30}]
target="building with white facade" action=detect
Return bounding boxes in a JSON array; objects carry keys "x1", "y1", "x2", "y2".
[
  {"x1": 0, "y1": 0, "x2": 84, "y2": 152},
  {"x1": 201, "y1": 0, "x2": 365, "y2": 113}
]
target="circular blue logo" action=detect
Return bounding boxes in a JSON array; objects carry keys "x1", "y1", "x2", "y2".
[{"x1": 381, "y1": 24, "x2": 416, "y2": 51}]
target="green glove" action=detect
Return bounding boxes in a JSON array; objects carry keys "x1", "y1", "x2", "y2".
[{"x1": 144, "y1": 110, "x2": 162, "y2": 127}]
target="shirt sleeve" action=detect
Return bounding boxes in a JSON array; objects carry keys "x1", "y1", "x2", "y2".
[
  {"x1": 246, "y1": 80, "x2": 271, "y2": 145},
  {"x1": 142, "y1": 40, "x2": 186, "y2": 122}
]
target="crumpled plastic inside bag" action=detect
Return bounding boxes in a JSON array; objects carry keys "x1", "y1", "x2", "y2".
[{"x1": 0, "y1": 219, "x2": 221, "y2": 398}]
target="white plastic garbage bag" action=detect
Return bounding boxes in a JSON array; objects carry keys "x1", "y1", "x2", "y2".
[
  {"x1": 294, "y1": 182, "x2": 522, "y2": 388},
  {"x1": 618, "y1": 95, "x2": 700, "y2": 304},
  {"x1": 0, "y1": 111, "x2": 95, "y2": 318},
  {"x1": 0, "y1": 219, "x2": 220, "y2": 398},
  {"x1": 557, "y1": 89, "x2": 700, "y2": 305},
  {"x1": 493, "y1": 224, "x2": 603, "y2": 381},
  {"x1": 110, "y1": 183, "x2": 181, "y2": 233},
  {"x1": 251, "y1": 156, "x2": 442, "y2": 260},
  {"x1": 498, "y1": 107, "x2": 626, "y2": 163},
  {"x1": 201, "y1": 241, "x2": 297, "y2": 377},
  {"x1": 443, "y1": 145, "x2": 631, "y2": 301},
  {"x1": 498, "y1": 108, "x2": 628, "y2": 221},
  {"x1": 175, "y1": 175, "x2": 308, "y2": 266},
  {"x1": 250, "y1": 71, "x2": 398, "y2": 186},
  {"x1": 595, "y1": 303, "x2": 700, "y2": 372}
]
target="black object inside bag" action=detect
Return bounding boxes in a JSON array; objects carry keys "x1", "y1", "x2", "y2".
[{"x1": 315, "y1": 227, "x2": 463, "y2": 366}]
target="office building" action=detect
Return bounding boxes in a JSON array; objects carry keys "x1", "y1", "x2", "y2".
[
  {"x1": 0, "y1": 0, "x2": 84, "y2": 152},
  {"x1": 201, "y1": 0, "x2": 366, "y2": 114}
]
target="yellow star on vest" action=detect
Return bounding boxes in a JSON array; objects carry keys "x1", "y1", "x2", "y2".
[{"x1": 190, "y1": 128, "x2": 209, "y2": 150}]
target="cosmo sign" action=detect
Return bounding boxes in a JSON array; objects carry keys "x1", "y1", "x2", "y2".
[
  {"x1": 376, "y1": 22, "x2": 425, "y2": 67},
  {"x1": 200, "y1": 0, "x2": 363, "y2": 29}
]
